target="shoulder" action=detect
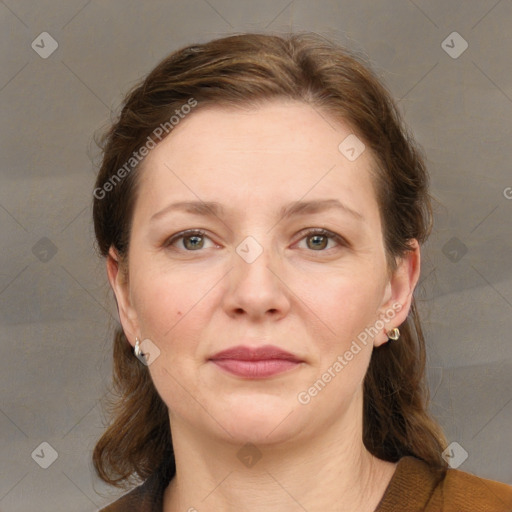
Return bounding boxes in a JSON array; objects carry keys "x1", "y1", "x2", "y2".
[
  {"x1": 429, "y1": 464, "x2": 512, "y2": 512},
  {"x1": 98, "y1": 472, "x2": 165, "y2": 512},
  {"x1": 376, "y1": 456, "x2": 512, "y2": 512}
]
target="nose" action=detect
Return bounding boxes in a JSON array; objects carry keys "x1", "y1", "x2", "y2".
[{"x1": 222, "y1": 239, "x2": 291, "y2": 322}]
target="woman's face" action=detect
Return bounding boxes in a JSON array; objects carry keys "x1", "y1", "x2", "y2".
[{"x1": 108, "y1": 100, "x2": 419, "y2": 445}]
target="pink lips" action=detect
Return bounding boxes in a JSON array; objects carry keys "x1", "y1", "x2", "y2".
[{"x1": 209, "y1": 345, "x2": 303, "y2": 378}]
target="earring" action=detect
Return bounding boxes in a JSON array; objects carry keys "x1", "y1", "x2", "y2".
[
  {"x1": 387, "y1": 327, "x2": 400, "y2": 341},
  {"x1": 134, "y1": 337, "x2": 144, "y2": 359}
]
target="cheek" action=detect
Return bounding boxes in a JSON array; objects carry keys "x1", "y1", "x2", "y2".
[
  {"x1": 132, "y1": 280, "x2": 179, "y2": 338},
  {"x1": 130, "y1": 265, "x2": 214, "y2": 339},
  {"x1": 297, "y1": 276, "x2": 383, "y2": 406},
  {"x1": 297, "y1": 270, "x2": 385, "y2": 347},
  {"x1": 131, "y1": 271, "x2": 209, "y2": 400}
]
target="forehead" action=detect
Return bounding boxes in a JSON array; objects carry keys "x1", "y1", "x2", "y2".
[
  {"x1": 135, "y1": 100, "x2": 381, "y2": 226},
  {"x1": 146, "y1": 99, "x2": 358, "y2": 159}
]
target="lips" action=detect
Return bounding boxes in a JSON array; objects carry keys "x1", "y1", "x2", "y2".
[
  {"x1": 209, "y1": 345, "x2": 303, "y2": 378},
  {"x1": 210, "y1": 345, "x2": 302, "y2": 362}
]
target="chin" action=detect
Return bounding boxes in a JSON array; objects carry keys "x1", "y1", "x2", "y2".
[{"x1": 211, "y1": 398, "x2": 302, "y2": 445}]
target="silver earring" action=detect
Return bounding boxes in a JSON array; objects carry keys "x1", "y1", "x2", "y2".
[
  {"x1": 134, "y1": 337, "x2": 144, "y2": 359},
  {"x1": 387, "y1": 327, "x2": 400, "y2": 341}
]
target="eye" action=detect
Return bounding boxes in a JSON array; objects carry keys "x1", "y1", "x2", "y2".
[
  {"x1": 164, "y1": 229, "x2": 216, "y2": 251},
  {"x1": 296, "y1": 228, "x2": 346, "y2": 251}
]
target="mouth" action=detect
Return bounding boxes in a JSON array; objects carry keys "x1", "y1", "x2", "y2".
[{"x1": 208, "y1": 345, "x2": 303, "y2": 379}]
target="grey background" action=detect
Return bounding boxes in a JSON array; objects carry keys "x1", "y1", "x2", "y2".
[{"x1": 1, "y1": 1, "x2": 511, "y2": 510}]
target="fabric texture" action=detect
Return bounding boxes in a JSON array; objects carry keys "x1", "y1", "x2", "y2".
[{"x1": 99, "y1": 455, "x2": 512, "y2": 511}]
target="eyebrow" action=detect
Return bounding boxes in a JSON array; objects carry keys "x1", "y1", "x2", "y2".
[
  {"x1": 279, "y1": 199, "x2": 364, "y2": 221},
  {"x1": 150, "y1": 199, "x2": 364, "y2": 222},
  {"x1": 151, "y1": 201, "x2": 225, "y2": 222}
]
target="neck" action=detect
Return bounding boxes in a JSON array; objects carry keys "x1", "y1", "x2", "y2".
[{"x1": 162, "y1": 394, "x2": 397, "y2": 512}]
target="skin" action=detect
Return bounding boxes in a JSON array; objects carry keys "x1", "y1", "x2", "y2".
[{"x1": 107, "y1": 99, "x2": 421, "y2": 512}]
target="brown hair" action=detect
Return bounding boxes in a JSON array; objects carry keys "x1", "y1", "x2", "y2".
[{"x1": 92, "y1": 31, "x2": 448, "y2": 489}]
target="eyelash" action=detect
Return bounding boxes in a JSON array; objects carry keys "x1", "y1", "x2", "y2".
[
  {"x1": 296, "y1": 228, "x2": 347, "y2": 251},
  {"x1": 164, "y1": 228, "x2": 347, "y2": 252},
  {"x1": 164, "y1": 229, "x2": 209, "y2": 250}
]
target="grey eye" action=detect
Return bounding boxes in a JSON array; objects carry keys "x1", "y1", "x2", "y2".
[
  {"x1": 306, "y1": 234, "x2": 329, "y2": 250},
  {"x1": 182, "y1": 233, "x2": 205, "y2": 250}
]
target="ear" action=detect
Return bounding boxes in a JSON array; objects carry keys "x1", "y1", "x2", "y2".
[
  {"x1": 106, "y1": 246, "x2": 140, "y2": 348},
  {"x1": 374, "y1": 239, "x2": 421, "y2": 347}
]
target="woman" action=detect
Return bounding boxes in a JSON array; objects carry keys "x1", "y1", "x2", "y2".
[{"x1": 92, "y1": 32, "x2": 512, "y2": 511}]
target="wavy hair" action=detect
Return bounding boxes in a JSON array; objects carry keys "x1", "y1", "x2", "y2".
[{"x1": 92, "y1": 32, "x2": 448, "y2": 488}]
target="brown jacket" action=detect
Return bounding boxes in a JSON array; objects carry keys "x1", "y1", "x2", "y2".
[{"x1": 99, "y1": 456, "x2": 512, "y2": 511}]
